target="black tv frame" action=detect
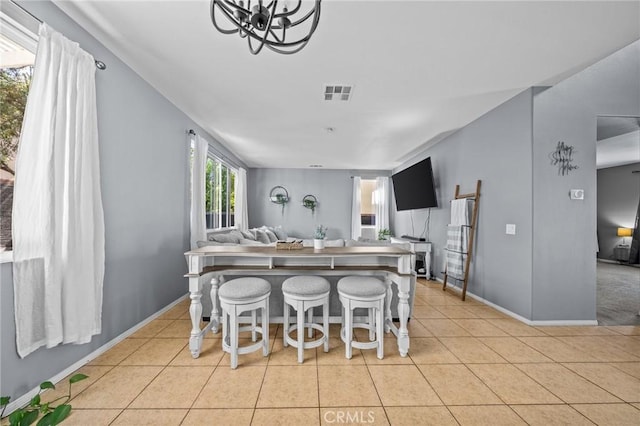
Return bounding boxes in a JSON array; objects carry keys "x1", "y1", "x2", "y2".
[{"x1": 391, "y1": 157, "x2": 438, "y2": 211}]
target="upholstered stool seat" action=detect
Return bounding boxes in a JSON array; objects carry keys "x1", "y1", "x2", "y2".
[
  {"x1": 337, "y1": 276, "x2": 388, "y2": 360},
  {"x1": 282, "y1": 275, "x2": 330, "y2": 363},
  {"x1": 218, "y1": 277, "x2": 271, "y2": 369}
]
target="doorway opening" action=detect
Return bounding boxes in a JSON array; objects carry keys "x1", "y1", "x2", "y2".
[{"x1": 595, "y1": 115, "x2": 640, "y2": 325}]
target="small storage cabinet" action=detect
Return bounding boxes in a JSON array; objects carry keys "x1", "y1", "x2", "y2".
[
  {"x1": 614, "y1": 245, "x2": 631, "y2": 262},
  {"x1": 391, "y1": 237, "x2": 432, "y2": 279}
]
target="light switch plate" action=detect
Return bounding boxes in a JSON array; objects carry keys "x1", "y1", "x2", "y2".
[
  {"x1": 506, "y1": 224, "x2": 516, "y2": 235},
  {"x1": 570, "y1": 189, "x2": 584, "y2": 200}
]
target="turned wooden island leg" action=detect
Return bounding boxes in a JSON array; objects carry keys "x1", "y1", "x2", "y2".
[
  {"x1": 210, "y1": 276, "x2": 222, "y2": 334},
  {"x1": 396, "y1": 276, "x2": 411, "y2": 357},
  {"x1": 189, "y1": 275, "x2": 203, "y2": 358},
  {"x1": 384, "y1": 278, "x2": 393, "y2": 333}
]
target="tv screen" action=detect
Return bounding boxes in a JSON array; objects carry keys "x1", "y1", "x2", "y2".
[{"x1": 391, "y1": 157, "x2": 438, "y2": 211}]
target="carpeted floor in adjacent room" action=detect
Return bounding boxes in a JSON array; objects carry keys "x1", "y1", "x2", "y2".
[{"x1": 597, "y1": 261, "x2": 640, "y2": 326}]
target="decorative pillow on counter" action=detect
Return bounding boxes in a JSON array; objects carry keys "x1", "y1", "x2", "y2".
[
  {"x1": 255, "y1": 229, "x2": 271, "y2": 244},
  {"x1": 241, "y1": 230, "x2": 257, "y2": 240},
  {"x1": 273, "y1": 225, "x2": 287, "y2": 241},
  {"x1": 230, "y1": 230, "x2": 244, "y2": 240},
  {"x1": 264, "y1": 229, "x2": 278, "y2": 243},
  {"x1": 211, "y1": 233, "x2": 241, "y2": 244}
]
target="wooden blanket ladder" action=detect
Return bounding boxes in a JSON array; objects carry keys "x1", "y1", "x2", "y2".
[{"x1": 442, "y1": 180, "x2": 481, "y2": 301}]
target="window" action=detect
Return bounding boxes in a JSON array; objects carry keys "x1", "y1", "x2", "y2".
[
  {"x1": 360, "y1": 179, "x2": 376, "y2": 226},
  {"x1": 205, "y1": 156, "x2": 236, "y2": 229},
  {"x1": 0, "y1": 7, "x2": 37, "y2": 253},
  {"x1": 359, "y1": 179, "x2": 377, "y2": 239}
]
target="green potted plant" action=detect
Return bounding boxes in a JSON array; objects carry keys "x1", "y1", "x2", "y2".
[
  {"x1": 378, "y1": 228, "x2": 391, "y2": 241},
  {"x1": 1, "y1": 374, "x2": 88, "y2": 426},
  {"x1": 302, "y1": 196, "x2": 317, "y2": 213},
  {"x1": 313, "y1": 225, "x2": 328, "y2": 249}
]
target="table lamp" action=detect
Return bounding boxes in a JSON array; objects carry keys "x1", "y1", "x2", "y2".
[{"x1": 617, "y1": 227, "x2": 632, "y2": 246}]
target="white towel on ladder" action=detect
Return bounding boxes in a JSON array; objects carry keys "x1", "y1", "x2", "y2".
[
  {"x1": 451, "y1": 199, "x2": 472, "y2": 226},
  {"x1": 446, "y1": 225, "x2": 467, "y2": 280}
]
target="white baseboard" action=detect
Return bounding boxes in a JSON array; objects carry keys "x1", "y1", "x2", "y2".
[
  {"x1": 437, "y1": 278, "x2": 598, "y2": 326},
  {"x1": 3, "y1": 294, "x2": 189, "y2": 415},
  {"x1": 527, "y1": 319, "x2": 599, "y2": 326}
]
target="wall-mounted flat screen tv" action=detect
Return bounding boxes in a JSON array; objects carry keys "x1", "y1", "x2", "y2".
[{"x1": 391, "y1": 157, "x2": 438, "y2": 211}]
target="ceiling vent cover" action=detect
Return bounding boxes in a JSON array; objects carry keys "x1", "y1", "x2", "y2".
[{"x1": 323, "y1": 84, "x2": 353, "y2": 102}]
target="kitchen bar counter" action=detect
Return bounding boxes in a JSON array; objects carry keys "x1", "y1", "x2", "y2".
[{"x1": 184, "y1": 245, "x2": 414, "y2": 358}]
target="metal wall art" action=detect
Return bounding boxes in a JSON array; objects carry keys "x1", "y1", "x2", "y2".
[
  {"x1": 269, "y1": 185, "x2": 289, "y2": 213},
  {"x1": 302, "y1": 194, "x2": 318, "y2": 213},
  {"x1": 550, "y1": 141, "x2": 578, "y2": 176}
]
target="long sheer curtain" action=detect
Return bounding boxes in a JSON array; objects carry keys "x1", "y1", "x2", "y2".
[
  {"x1": 375, "y1": 176, "x2": 390, "y2": 237},
  {"x1": 190, "y1": 134, "x2": 207, "y2": 248},
  {"x1": 12, "y1": 23, "x2": 104, "y2": 358},
  {"x1": 235, "y1": 167, "x2": 249, "y2": 232},
  {"x1": 351, "y1": 176, "x2": 361, "y2": 240}
]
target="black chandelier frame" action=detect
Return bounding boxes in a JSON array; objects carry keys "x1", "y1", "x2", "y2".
[{"x1": 210, "y1": 0, "x2": 321, "y2": 55}]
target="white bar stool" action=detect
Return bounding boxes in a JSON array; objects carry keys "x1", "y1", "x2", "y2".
[
  {"x1": 337, "y1": 276, "x2": 387, "y2": 360},
  {"x1": 218, "y1": 277, "x2": 271, "y2": 369},
  {"x1": 282, "y1": 275, "x2": 330, "y2": 363}
]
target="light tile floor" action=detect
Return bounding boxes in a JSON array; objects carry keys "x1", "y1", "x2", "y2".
[{"x1": 32, "y1": 280, "x2": 640, "y2": 424}]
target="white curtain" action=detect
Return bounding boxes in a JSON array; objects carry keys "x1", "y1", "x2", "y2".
[
  {"x1": 235, "y1": 167, "x2": 249, "y2": 232},
  {"x1": 12, "y1": 23, "x2": 104, "y2": 358},
  {"x1": 351, "y1": 176, "x2": 361, "y2": 240},
  {"x1": 190, "y1": 134, "x2": 207, "y2": 248},
  {"x1": 375, "y1": 176, "x2": 390, "y2": 237}
]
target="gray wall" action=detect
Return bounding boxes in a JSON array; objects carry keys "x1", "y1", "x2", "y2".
[
  {"x1": 391, "y1": 41, "x2": 640, "y2": 322},
  {"x1": 1, "y1": 0, "x2": 245, "y2": 400},
  {"x1": 247, "y1": 168, "x2": 354, "y2": 239},
  {"x1": 531, "y1": 41, "x2": 640, "y2": 321},
  {"x1": 597, "y1": 162, "x2": 640, "y2": 260},
  {"x1": 391, "y1": 89, "x2": 535, "y2": 319}
]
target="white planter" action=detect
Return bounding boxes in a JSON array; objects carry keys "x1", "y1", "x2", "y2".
[{"x1": 314, "y1": 238, "x2": 325, "y2": 249}]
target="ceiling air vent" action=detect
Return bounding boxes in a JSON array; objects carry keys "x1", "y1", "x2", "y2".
[{"x1": 323, "y1": 84, "x2": 353, "y2": 102}]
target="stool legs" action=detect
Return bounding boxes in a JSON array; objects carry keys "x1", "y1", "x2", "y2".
[
  {"x1": 368, "y1": 308, "x2": 375, "y2": 341},
  {"x1": 230, "y1": 306, "x2": 239, "y2": 369},
  {"x1": 376, "y1": 302, "x2": 384, "y2": 359},
  {"x1": 385, "y1": 279, "x2": 393, "y2": 333},
  {"x1": 297, "y1": 301, "x2": 305, "y2": 363},
  {"x1": 251, "y1": 309, "x2": 257, "y2": 342},
  {"x1": 283, "y1": 303, "x2": 290, "y2": 348},
  {"x1": 218, "y1": 278, "x2": 271, "y2": 369},
  {"x1": 339, "y1": 294, "x2": 386, "y2": 360},
  {"x1": 323, "y1": 298, "x2": 329, "y2": 353},
  {"x1": 221, "y1": 297, "x2": 270, "y2": 369},
  {"x1": 344, "y1": 299, "x2": 353, "y2": 359},
  {"x1": 262, "y1": 299, "x2": 269, "y2": 356},
  {"x1": 283, "y1": 290, "x2": 330, "y2": 364}
]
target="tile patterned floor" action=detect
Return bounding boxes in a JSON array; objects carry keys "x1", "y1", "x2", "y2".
[{"x1": 32, "y1": 280, "x2": 640, "y2": 424}]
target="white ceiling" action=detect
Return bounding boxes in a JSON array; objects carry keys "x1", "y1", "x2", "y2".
[
  {"x1": 596, "y1": 130, "x2": 640, "y2": 169},
  {"x1": 52, "y1": 0, "x2": 640, "y2": 170},
  {"x1": 597, "y1": 116, "x2": 640, "y2": 169}
]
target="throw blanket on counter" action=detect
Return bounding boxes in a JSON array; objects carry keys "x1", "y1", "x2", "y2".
[{"x1": 445, "y1": 225, "x2": 469, "y2": 280}]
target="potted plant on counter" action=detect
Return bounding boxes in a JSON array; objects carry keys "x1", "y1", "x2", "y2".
[
  {"x1": 313, "y1": 225, "x2": 328, "y2": 249},
  {"x1": 378, "y1": 228, "x2": 391, "y2": 241}
]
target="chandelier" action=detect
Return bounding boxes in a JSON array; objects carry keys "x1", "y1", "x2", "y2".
[{"x1": 210, "y1": 0, "x2": 321, "y2": 55}]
